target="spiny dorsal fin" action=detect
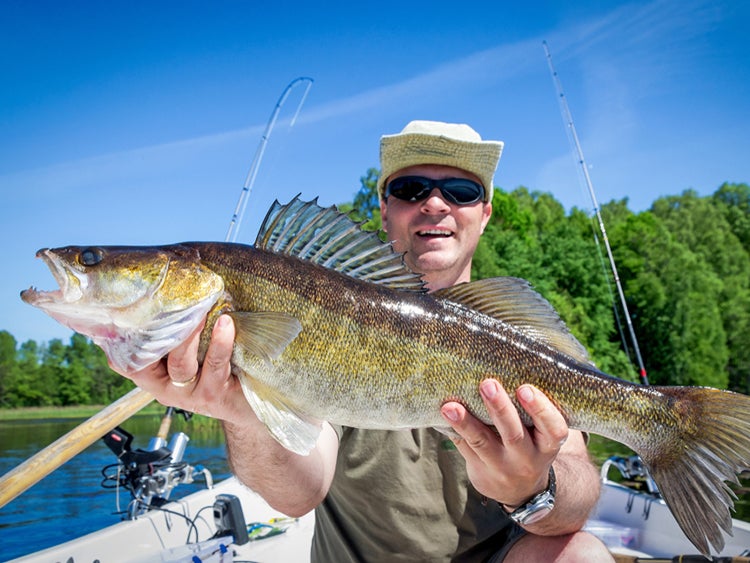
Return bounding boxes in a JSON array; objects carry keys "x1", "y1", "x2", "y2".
[
  {"x1": 255, "y1": 195, "x2": 426, "y2": 292},
  {"x1": 433, "y1": 277, "x2": 594, "y2": 366}
]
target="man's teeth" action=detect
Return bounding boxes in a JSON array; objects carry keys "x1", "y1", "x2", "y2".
[{"x1": 418, "y1": 229, "x2": 451, "y2": 236}]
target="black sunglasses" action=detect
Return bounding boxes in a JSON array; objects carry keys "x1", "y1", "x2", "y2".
[{"x1": 384, "y1": 176, "x2": 486, "y2": 205}]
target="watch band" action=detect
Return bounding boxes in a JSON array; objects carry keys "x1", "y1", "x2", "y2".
[{"x1": 505, "y1": 466, "x2": 556, "y2": 525}]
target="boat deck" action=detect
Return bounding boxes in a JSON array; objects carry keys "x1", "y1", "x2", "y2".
[{"x1": 11, "y1": 476, "x2": 750, "y2": 562}]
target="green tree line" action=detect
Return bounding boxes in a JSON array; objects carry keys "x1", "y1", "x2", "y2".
[
  {"x1": 0, "y1": 332, "x2": 134, "y2": 408},
  {"x1": 1, "y1": 176, "x2": 749, "y2": 408}
]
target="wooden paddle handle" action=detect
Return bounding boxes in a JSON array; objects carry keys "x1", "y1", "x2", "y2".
[
  {"x1": 155, "y1": 408, "x2": 174, "y2": 442},
  {"x1": 0, "y1": 387, "x2": 154, "y2": 509}
]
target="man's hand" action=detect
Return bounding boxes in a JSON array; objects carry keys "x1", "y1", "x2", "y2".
[
  {"x1": 440, "y1": 379, "x2": 569, "y2": 509},
  {"x1": 123, "y1": 313, "x2": 339, "y2": 516},
  {"x1": 123, "y1": 315, "x2": 251, "y2": 425}
]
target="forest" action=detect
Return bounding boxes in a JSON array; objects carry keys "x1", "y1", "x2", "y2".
[{"x1": 1, "y1": 175, "x2": 749, "y2": 408}]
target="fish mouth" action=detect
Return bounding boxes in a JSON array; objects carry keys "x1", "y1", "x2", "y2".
[{"x1": 21, "y1": 249, "x2": 85, "y2": 306}]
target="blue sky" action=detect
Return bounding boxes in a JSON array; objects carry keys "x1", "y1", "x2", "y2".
[{"x1": 2, "y1": 0, "x2": 748, "y2": 344}]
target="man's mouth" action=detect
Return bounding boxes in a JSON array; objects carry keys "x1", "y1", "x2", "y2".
[{"x1": 417, "y1": 229, "x2": 452, "y2": 238}]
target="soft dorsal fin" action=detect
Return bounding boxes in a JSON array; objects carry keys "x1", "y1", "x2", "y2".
[
  {"x1": 433, "y1": 277, "x2": 594, "y2": 366},
  {"x1": 255, "y1": 196, "x2": 426, "y2": 292}
]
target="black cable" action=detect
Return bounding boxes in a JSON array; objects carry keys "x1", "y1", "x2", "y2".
[
  {"x1": 186, "y1": 504, "x2": 215, "y2": 544},
  {"x1": 100, "y1": 463, "x2": 121, "y2": 489},
  {"x1": 132, "y1": 500, "x2": 201, "y2": 544}
]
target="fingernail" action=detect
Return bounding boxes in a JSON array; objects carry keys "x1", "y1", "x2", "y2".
[
  {"x1": 216, "y1": 315, "x2": 229, "y2": 329},
  {"x1": 481, "y1": 380, "x2": 498, "y2": 400},
  {"x1": 442, "y1": 406, "x2": 460, "y2": 422},
  {"x1": 518, "y1": 385, "x2": 534, "y2": 403}
]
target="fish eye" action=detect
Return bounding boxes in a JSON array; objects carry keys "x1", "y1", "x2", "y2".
[{"x1": 79, "y1": 248, "x2": 103, "y2": 266}]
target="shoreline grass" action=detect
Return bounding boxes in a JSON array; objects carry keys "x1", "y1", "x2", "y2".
[{"x1": 0, "y1": 403, "x2": 165, "y2": 421}]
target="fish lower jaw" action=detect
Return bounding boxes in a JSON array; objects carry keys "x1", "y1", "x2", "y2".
[
  {"x1": 20, "y1": 287, "x2": 46, "y2": 305},
  {"x1": 22, "y1": 284, "x2": 83, "y2": 306}
]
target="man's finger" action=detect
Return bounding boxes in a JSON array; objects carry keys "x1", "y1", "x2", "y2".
[
  {"x1": 202, "y1": 315, "x2": 235, "y2": 384},
  {"x1": 166, "y1": 318, "x2": 206, "y2": 382},
  {"x1": 441, "y1": 403, "x2": 481, "y2": 451},
  {"x1": 480, "y1": 380, "x2": 527, "y2": 448},
  {"x1": 516, "y1": 385, "x2": 569, "y2": 454}
]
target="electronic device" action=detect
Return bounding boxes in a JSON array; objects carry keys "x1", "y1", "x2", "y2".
[{"x1": 213, "y1": 494, "x2": 249, "y2": 545}]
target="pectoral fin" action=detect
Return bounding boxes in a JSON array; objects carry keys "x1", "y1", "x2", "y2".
[
  {"x1": 237, "y1": 372, "x2": 322, "y2": 456},
  {"x1": 228, "y1": 311, "x2": 302, "y2": 362}
]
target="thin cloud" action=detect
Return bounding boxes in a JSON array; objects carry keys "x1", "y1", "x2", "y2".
[{"x1": 1, "y1": 0, "x2": 724, "y2": 209}]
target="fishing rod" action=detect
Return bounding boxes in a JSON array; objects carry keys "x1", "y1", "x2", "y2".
[
  {"x1": 542, "y1": 40, "x2": 649, "y2": 385},
  {"x1": 226, "y1": 76, "x2": 314, "y2": 243}
]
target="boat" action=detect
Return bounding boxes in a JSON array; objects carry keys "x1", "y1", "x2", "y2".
[
  {"x1": 8, "y1": 474, "x2": 315, "y2": 563},
  {"x1": 590, "y1": 456, "x2": 750, "y2": 561},
  {"x1": 8, "y1": 410, "x2": 750, "y2": 563},
  {"x1": 9, "y1": 472, "x2": 750, "y2": 562}
]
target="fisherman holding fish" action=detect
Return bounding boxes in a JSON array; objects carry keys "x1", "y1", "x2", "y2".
[
  {"x1": 126, "y1": 121, "x2": 614, "y2": 561},
  {"x1": 24, "y1": 118, "x2": 750, "y2": 558}
]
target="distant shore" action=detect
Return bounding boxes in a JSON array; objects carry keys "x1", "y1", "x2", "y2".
[{"x1": 0, "y1": 403, "x2": 165, "y2": 421}]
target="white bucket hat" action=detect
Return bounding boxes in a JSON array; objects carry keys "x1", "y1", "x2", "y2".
[{"x1": 378, "y1": 120, "x2": 504, "y2": 202}]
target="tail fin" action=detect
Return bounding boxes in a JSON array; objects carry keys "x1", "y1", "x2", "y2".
[{"x1": 640, "y1": 386, "x2": 750, "y2": 556}]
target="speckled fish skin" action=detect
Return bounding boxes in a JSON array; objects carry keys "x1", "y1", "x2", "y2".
[
  {"x1": 21, "y1": 196, "x2": 750, "y2": 557},
  {"x1": 194, "y1": 242, "x2": 623, "y2": 431}
]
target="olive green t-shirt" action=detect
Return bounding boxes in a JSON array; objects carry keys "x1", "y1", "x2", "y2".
[{"x1": 310, "y1": 427, "x2": 520, "y2": 562}]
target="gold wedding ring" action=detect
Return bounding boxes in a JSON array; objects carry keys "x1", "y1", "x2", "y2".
[{"x1": 169, "y1": 374, "x2": 198, "y2": 388}]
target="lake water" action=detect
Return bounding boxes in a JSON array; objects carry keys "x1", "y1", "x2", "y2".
[{"x1": 0, "y1": 413, "x2": 230, "y2": 562}]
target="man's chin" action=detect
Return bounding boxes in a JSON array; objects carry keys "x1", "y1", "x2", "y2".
[{"x1": 409, "y1": 253, "x2": 455, "y2": 276}]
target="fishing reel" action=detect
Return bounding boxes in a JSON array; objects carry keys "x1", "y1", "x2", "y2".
[
  {"x1": 600, "y1": 455, "x2": 660, "y2": 497},
  {"x1": 101, "y1": 407, "x2": 213, "y2": 518}
]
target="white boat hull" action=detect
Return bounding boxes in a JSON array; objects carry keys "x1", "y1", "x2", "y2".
[
  {"x1": 9, "y1": 477, "x2": 315, "y2": 563},
  {"x1": 10, "y1": 477, "x2": 750, "y2": 561},
  {"x1": 588, "y1": 480, "x2": 750, "y2": 558}
]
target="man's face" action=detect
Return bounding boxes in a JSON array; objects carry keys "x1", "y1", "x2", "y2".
[{"x1": 380, "y1": 164, "x2": 492, "y2": 290}]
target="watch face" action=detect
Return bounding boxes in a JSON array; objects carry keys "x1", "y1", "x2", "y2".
[
  {"x1": 522, "y1": 504, "x2": 553, "y2": 525},
  {"x1": 510, "y1": 466, "x2": 557, "y2": 525}
]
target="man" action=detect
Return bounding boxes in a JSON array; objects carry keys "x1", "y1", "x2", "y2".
[{"x1": 128, "y1": 121, "x2": 613, "y2": 561}]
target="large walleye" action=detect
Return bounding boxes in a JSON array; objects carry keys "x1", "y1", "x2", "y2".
[{"x1": 22, "y1": 196, "x2": 750, "y2": 556}]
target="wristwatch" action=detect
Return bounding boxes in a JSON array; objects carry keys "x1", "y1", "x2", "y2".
[{"x1": 504, "y1": 466, "x2": 556, "y2": 525}]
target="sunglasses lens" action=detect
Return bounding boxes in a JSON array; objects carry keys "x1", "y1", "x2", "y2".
[
  {"x1": 385, "y1": 176, "x2": 485, "y2": 205},
  {"x1": 441, "y1": 179, "x2": 484, "y2": 204},
  {"x1": 386, "y1": 178, "x2": 431, "y2": 202}
]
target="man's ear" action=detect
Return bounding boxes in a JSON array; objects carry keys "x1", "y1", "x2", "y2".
[
  {"x1": 480, "y1": 202, "x2": 492, "y2": 234},
  {"x1": 380, "y1": 199, "x2": 388, "y2": 233}
]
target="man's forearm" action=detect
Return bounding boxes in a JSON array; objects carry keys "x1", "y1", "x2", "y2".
[
  {"x1": 223, "y1": 419, "x2": 339, "y2": 517},
  {"x1": 521, "y1": 442, "x2": 600, "y2": 536}
]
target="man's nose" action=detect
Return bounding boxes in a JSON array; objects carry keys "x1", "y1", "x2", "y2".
[{"x1": 420, "y1": 188, "x2": 451, "y2": 212}]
